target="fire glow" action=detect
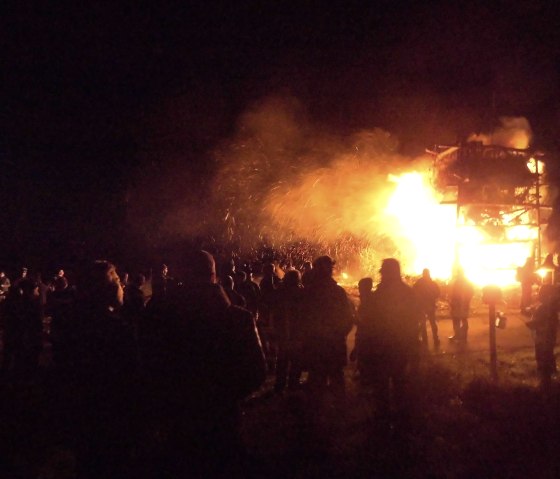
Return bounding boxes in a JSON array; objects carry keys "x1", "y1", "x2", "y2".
[{"x1": 385, "y1": 171, "x2": 537, "y2": 287}]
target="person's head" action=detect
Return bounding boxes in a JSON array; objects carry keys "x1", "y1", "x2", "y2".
[
  {"x1": 283, "y1": 269, "x2": 301, "y2": 288},
  {"x1": 57, "y1": 269, "x2": 65, "y2": 278},
  {"x1": 221, "y1": 275, "x2": 234, "y2": 290},
  {"x1": 185, "y1": 250, "x2": 217, "y2": 283},
  {"x1": 312, "y1": 256, "x2": 335, "y2": 279},
  {"x1": 358, "y1": 277, "x2": 373, "y2": 296},
  {"x1": 162, "y1": 264, "x2": 169, "y2": 277},
  {"x1": 302, "y1": 261, "x2": 312, "y2": 273},
  {"x1": 235, "y1": 270, "x2": 247, "y2": 283},
  {"x1": 21, "y1": 267, "x2": 28, "y2": 278},
  {"x1": 18, "y1": 278, "x2": 39, "y2": 298},
  {"x1": 422, "y1": 268, "x2": 431, "y2": 279},
  {"x1": 132, "y1": 273, "x2": 146, "y2": 288},
  {"x1": 380, "y1": 258, "x2": 401, "y2": 283},
  {"x1": 82, "y1": 260, "x2": 124, "y2": 307},
  {"x1": 53, "y1": 276, "x2": 69, "y2": 292},
  {"x1": 226, "y1": 258, "x2": 236, "y2": 272},
  {"x1": 0, "y1": 271, "x2": 5, "y2": 278},
  {"x1": 262, "y1": 263, "x2": 275, "y2": 276},
  {"x1": 242, "y1": 263, "x2": 253, "y2": 278}
]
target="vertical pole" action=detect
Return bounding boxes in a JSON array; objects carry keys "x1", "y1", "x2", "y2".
[
  {"x1": 489, "y1": 302, "x2": 497, "y2": 381},
  {"x1": 536, "y1": 163, "x2": 542, "y2": 267}
]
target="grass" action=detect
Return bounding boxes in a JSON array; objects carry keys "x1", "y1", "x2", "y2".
[
  {"x1": 1, "y1": 309, "x2": 558, "y2": 478},
  {"x1": 242, "y1": 344, "x2": 560, "y2": 478}
]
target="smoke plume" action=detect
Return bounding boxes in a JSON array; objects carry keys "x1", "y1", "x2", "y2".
[
  {"x1": 209, "y1": 96, "x2": 430, "y2": 274},
  {"x1": 467, "y1": 116, "x2": 533, "y2": 149}
]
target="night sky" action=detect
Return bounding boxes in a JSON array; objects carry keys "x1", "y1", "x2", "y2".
[{"x1": 3, "y1": 1, "x2": 560, "y2": 268}]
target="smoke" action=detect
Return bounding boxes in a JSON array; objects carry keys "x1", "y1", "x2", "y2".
[
  {"x1": 208, "y1": 96, "x2": 431, "y2": 274},
  {"x1": 467, "y1": 116, "x2": 533, "y2": 149},
  {"x1": 130, "y1": 97, "x2": 550, "y2": 279}
]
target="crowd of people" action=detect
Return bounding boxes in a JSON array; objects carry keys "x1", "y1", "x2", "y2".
[{"x1": 0, "y1": 251, "x2": 556, "y2": 477}]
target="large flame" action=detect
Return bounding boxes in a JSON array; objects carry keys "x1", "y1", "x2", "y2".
[
  {"x1": 385, "y1": 171, "x2": 537, "y2": 287},
  {"x1": 142, "y1": 95, "x2": 543, "y2": 290},
  {"x1": 385, "y1": 172, "x2": 456, "y2": 280}
]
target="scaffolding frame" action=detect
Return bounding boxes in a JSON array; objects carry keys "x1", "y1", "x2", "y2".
[{"x1": 428, "y1": 142, "x2": 552, "y2": 270}]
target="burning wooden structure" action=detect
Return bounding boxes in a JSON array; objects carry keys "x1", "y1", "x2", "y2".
[{"x1": 428, "y1": 142, "x2": 552, "y2": 284}]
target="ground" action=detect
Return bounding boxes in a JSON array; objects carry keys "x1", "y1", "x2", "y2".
[
  {"x1": 241, "y1": 288, "x2": 560, "y2": 478},
  {"x1": 2, "y1": 287, "x2": 560, "y2": 478}
]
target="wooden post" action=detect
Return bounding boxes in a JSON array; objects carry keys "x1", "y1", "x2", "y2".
[{"x1": 489, "y1": 302, "x2": 497, "y2": 381}]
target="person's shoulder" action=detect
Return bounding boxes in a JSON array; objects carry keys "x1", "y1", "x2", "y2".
[
  {"x1": 228, "y1": 303, "x2": 253, "y2": 318},
  {"x1": 396, "y1": 280, "x2": 414, "y2": 293},
  {"x1": 226, "y1": 304, "x2": 257, "y2": 331},
  {"x1": 329, "y1": 279, "x2": 346, "y2": 293}
]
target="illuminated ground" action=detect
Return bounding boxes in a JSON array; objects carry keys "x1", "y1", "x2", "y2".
[{"x1": 241, "y1": 287, "x2": 553, "y2": 478}]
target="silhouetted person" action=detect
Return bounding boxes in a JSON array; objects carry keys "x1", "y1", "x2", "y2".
[
  {"x1": 234, "y1": 270, "x2": 260, "y2": 319},
  {"x1": 0, "y1": 270, "x2": 10, "y2": 301},
  {"x1": 1, "y1": 278, "x2": 43, "y2": 377},
  {"x1": 120, "y1": 271, "x2": 130, "y2": 290},
  {"x1": 413, "y1": 268, "x2": 440, "y2": 348},
  {"x1": 271, "y1": 269, "x2": 306, "y2": 392},
  {"x1": 259, "y1": 262, "x2": 280, "y2": 369},
  {"x1": 301, "y1": 261, "x2": 314, "y2": 287},
  {"x1": 47, "y1": 276, "x2": 76, "y2": 368},
  {"x1": 11, "y1": 266, "x2": 28, "y2": 290},
  {"x1": 260, "y1": 262, "x2": 280, "y2": 302},
  {"x1": 351, "y1": 277, "x2": 374, "y2": 372},
  {"x1": 448, "y1": 268, "x2": 474, "y2": 341},
  {"x1": 221, "y1": 256, "x2": 237, "y2": 280},
  {"x1": 525, "y1": 284, "x2": 559, "y2": 393},
  {"x1": 517, "y1": 257, "x2": 536, "y2": 313},
  {"x1": 34, "y1": 272, "x2": 50, "y2": 307},
  {"x1": 221, "y1": 274, "x2": 247, "y2": 308},
  {"x1": 303, "y1": 255, "x2": 354, "y2": 395},
  {"x1": 151, "y1": 263, "x2": 173, "y2": 303},
  {"x1": 60, "y1": 260, "x2": 137, "y2": 478},
  {"x1": 357, "y1": 258, "x2": 421, "y2": 419},
  {"x1": 123, "y1": 273, "x2": 147, "y2": 316},
  {"x1": 157, "y1": 250, "x2": 266, "y2": 477}
]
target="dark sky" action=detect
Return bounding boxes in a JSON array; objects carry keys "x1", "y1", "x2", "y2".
[{"x1": 3, "y1": 1, "x2": 560, "y2": 265}]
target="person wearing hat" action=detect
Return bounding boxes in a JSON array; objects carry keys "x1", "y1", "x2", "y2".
[
  {"x1": 302, "y1": 255, "x2": 354, "y2": 395},
  {"x1": 357, "y1": 258, "x2": 422, "y2": 419}
]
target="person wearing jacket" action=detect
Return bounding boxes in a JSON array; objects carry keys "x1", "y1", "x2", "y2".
[
  {"x1": 303, "y1": 255, "x2": 354, "y2": 395},
  {"x1": 160, "y1": 249, "x2": 266, "y2": 476},
  {"x1": 358, "y1": 258, "x2": 422, "y2": 418}
]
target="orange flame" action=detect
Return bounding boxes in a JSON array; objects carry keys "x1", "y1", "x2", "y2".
[{"x1": 385, "y1": 171, "x2": 537, "y2": 287}]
